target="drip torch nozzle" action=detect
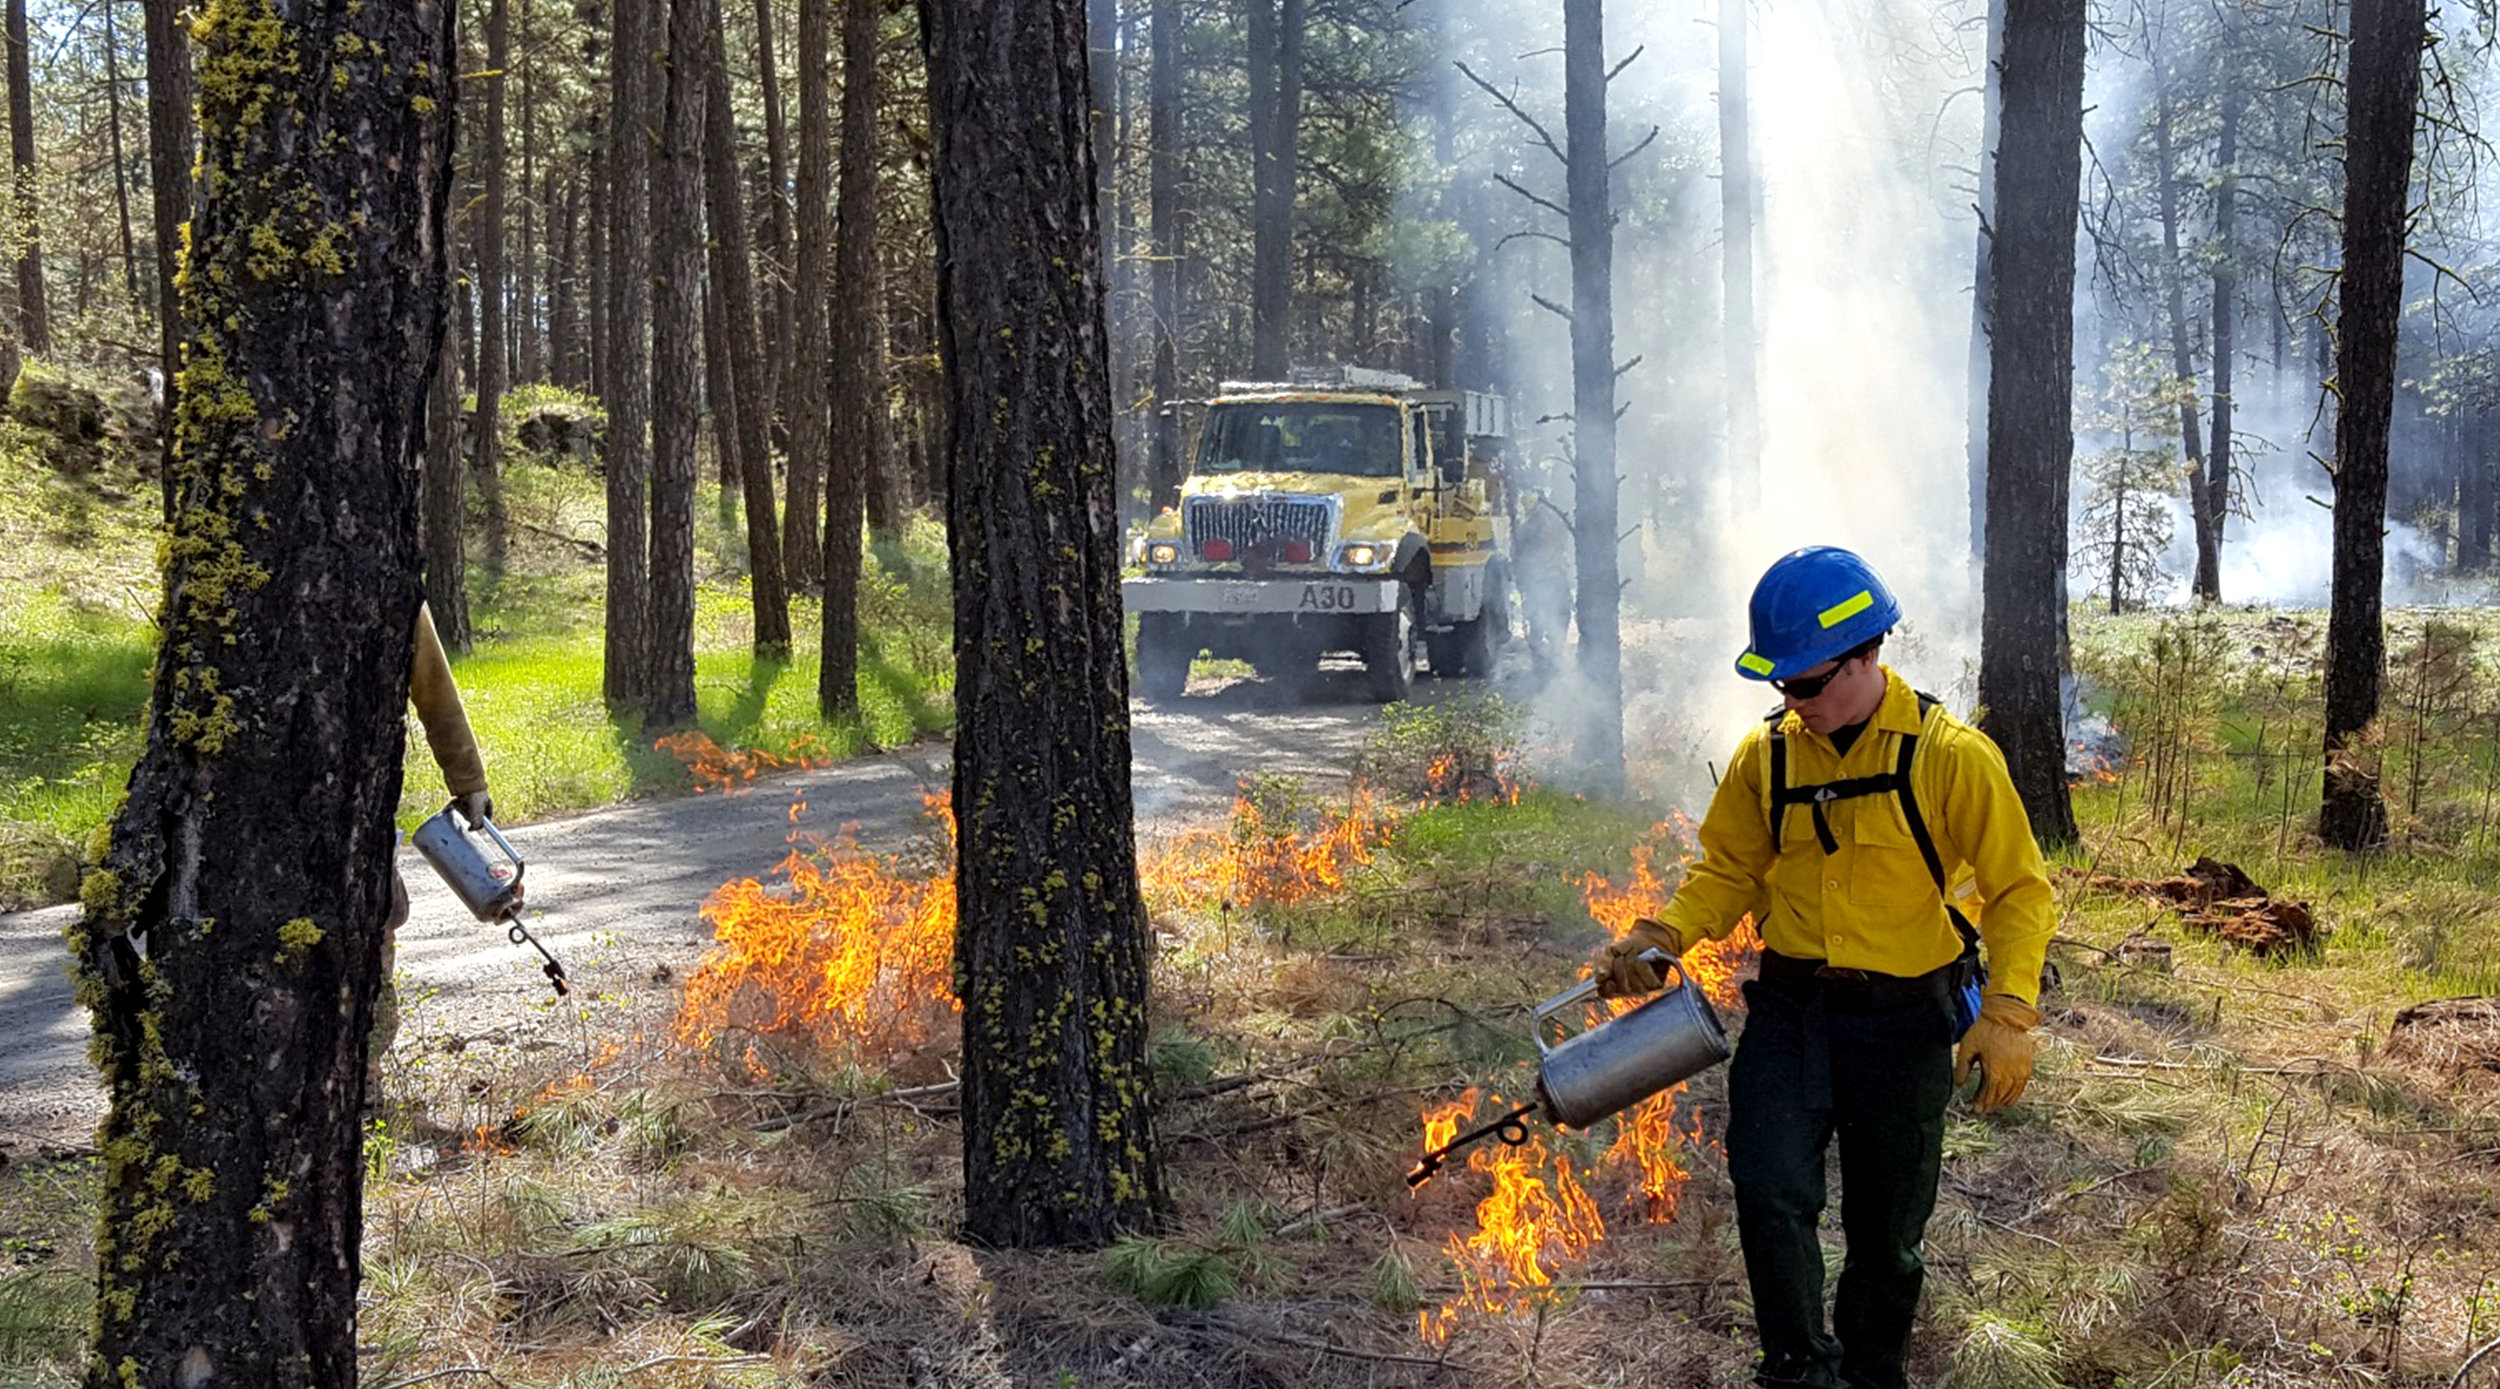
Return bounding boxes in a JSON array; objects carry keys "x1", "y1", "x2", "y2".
[{"x1": 1403, "y1": 1100, "x2": 1540, "y2": 1191}]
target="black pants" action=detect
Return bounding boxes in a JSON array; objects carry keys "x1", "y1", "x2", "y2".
[{"x1": 1727, "y1": 954, "x2": 1956, "y2": 1389}]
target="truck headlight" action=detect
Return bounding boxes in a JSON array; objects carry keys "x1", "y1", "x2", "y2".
[
  {"x1": 1146, "y1": 541, "x2": 1180, "y2": 566},
  {"x1": 1338, "y1": 542, "x2": 1383, "y2": 569}
]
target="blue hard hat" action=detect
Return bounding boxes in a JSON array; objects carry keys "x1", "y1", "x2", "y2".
[{"x1": 1735, "y1": 547, "x2": 1902, "y2": 682}]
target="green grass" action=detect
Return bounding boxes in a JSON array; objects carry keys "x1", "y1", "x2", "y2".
[{"x1": 0, "y1": 427, "x2": 956, "y2": 908}]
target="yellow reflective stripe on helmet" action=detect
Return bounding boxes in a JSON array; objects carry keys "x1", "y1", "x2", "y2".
[
  {"x1": 1738, "y1": 651, "x2": 1775, "y2": 676},
  {"x1": 1817, "y1": 590, "x2": 1874, "y2": 629}
]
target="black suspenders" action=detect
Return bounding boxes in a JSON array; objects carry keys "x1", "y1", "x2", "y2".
[{"x1": 1766, "y1": 694, "x2": 1977, "y2": 950}]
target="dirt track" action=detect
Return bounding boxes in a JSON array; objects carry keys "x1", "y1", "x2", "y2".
[{"x1": 0, "y1": 669, "x2": 1416, "y2": 1155}]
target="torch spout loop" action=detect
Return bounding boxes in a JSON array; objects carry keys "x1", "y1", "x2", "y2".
[{"x1": 1404, "y1": 1099, "x2": 1541, "y2": 1189}]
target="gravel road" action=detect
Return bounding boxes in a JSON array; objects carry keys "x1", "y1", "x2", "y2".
[{"x1": 0, "y1": 670, "x2": 1413, "y2": 1155}]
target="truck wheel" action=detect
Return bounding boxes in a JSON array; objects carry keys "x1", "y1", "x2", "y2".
[
  {"x1": 1456, "y1": 571, "x2": 1509, "y2": 677},
  {"x1": 1135, "y1": 616, "x2": 1192, "y2": 702},
  {"x1": 1364, "y1": 584, "x2": 1418, "y2": 703}
]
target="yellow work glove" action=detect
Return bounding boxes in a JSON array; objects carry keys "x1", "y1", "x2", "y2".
[
  {"x1": 1593, "y1": 918, "x2": 1682, "y2": 999},
  {"x1": 1954, "y1": 994, "x2": 2040, "y2": 1113}
]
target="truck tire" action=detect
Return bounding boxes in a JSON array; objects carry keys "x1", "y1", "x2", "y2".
[
  {"x1": 1456, "y1": 569, "x2": 1509, "y2": 677},
  {"x1": 1135, "y1": 615, "x2": 1192, "y2": 702},
  {"x1": 1364, "y1": 584, "x2": 1418, "y2": 703}
]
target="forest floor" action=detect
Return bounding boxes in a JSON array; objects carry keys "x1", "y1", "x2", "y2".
[{"x1": 10, "y1": 606, "x2": 2500, "y2": 1387}]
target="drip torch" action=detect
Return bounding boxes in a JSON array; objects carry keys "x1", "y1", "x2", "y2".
[
  {"x1": 1406, "y1": 951, "x2": 1728, "y2": 1188},
  {"x1": 411, "y1": 803, "x2": 571, "y2": 996}
]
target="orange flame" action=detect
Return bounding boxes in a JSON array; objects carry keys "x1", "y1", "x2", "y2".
[
  {"x1": 1579, "y1": 815, "x2": 1760, "y2": 1009},
  {"x1": 654, "y1": 730, "x2": 831, "y2": 794},
  {"x1": 1139, "y1": 785, "x2": 1399, "y2": 915},
  {"x1": 672, "y1": 793, "x2": 960, "y2": 1072}
]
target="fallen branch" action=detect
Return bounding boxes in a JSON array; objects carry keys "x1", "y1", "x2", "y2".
[
  {"x1": 1176, "y1": 1312, "x2": 1463, "y2": 1372},
  {"x1": 749, "y1": 1079, "x2": 962, "y2": 1133}
]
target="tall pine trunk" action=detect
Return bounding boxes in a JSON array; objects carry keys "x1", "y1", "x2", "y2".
[
  {"x1": 1147, "y1": 0, "x2": 1181, "y2": 506},
  {"x1": 2205, "y1": 89, "x2": 2239, "y2": 590},
  {"x1": 2320, "y1": 0, "x2": 2423, "y2": 851},
  {"x1": 644, "y1": 0, "x2": 709, "y2": 726},
  {"x1": 78, "y1": 0, "x2": 455, "y2": 1371},
  {"x1": 1564, "y1": 0, "x2": 1624, "y2": 791},
  {"x1": 1976, "y1": 0, "x2": 2084, "y2": 847},
  {"x1": 703, "y1": 0, "x2": 790, "y2": 655},
  {"x1": 784, "y1": 0, "x2": 833, "y2": 593},
  {"x1": 1248, "y1": 0, "x2": 1301, "y2": 378},
  {"x1": 425, "y1": 294, "x2": 470, "y2": 650},
  {"x1": 755, "y1": 0, "x2": 794, "y2": 433},
  {"x1": 922, "y1": 0, "x2": 1160, "y2": 1249},
  {"x1": 1965, "y1": 0, "x2": 2001, "y2": 558},
  {"x1": 820, "y1": 0, "x2": 890, "y2": 717},
  {"x1": 603, "y1": 0, "x2": 654, "y2": 705},
  {"x1": 477, "y1": 0, "x2": 511, "y2": 572},
  {"x1": 2152, "y1": 78, "x2": 2216, "y2": 602},
  {"x1": 140, "y1": 0, "x2": 190, "y2": 515},
  {"x1": 6, "y1": 0, "x2": 47, "y2": 354},
  {"x1": 103, "y1": 0, "x2": 139, "y2": 303}
]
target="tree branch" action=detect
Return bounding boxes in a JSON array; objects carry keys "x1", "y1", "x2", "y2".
[
  {"x1": 1491, "y1": 172, "x2": 1570, "y2": 221},
  {"x1": 1531, "y1": 294, "x2": 1573, "y2": 322},
  {"x1": 1453, "y1": 60, "x2": 1565, "y2": 165},
  {"x1": 1609, "y1": 125, "x2": 1662, "y2": 170},
  {"x1": 1604, "y1": 44, "x2": 1646, "y2": 84}
]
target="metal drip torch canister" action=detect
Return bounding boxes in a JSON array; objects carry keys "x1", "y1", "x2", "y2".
[
  {"x1": 1531, "y1": 952, "x2": 1729, "y2": 1128},
  {"x1": 1406, "y1": 951, "x2": 1729, "y2": 1188},
  {"x1": 412, "y1": 804, "x2": 570, "y2": 996}
]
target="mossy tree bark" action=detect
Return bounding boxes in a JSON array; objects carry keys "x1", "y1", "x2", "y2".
[
  {"x1": 74, "y1": 0, "x2": 456, "y2": 1375},
  {"x1": 1976, "y1": 0, "x2": 2084, "y2": 847},
  {"x1": 699, "y1": 0, "x2": 790, "y2": 657},
  {"x1": 819, "y1": 0, "x2": 889, "y2": 720},
  {"x1": 2320, "y1": 0, "x2": 2423, "y2": 852},
  {"x1": 921, "y1": 0, "x2": 1162, "y2": 1247}
]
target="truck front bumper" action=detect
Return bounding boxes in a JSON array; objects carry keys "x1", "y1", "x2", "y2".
[{"x1": 1122, "y1": 576, "x2": 1401, "y2": 617}]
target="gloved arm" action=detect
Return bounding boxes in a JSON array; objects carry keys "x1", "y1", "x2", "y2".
[
  {"x1": 409, "y1": 602, "x2": 491, "y2": 805},
  {"x1": 1594, "y1": 919, "x2": 1683, "y2": 998},
  {"x1": 1937, "y1": 727, "x2": 2054, "y2": 1005},
  {"x1": 1953, "y1": 993, "x2": 2039, "y2": 1112}
]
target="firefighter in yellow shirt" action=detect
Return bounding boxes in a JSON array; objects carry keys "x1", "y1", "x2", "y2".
[
  {"x1": 372, "y1": 601, "x2": 499, "y2": 1093},
  {"x1": 1593, "y1": 546, "x2": 2053, "y2": 1389}
]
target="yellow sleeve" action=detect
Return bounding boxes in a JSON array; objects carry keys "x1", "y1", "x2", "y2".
[
  {"x1": 1656, "y1": 727, "x2": 1776, "y2": 951},
  {"x1": 409, "y1": 602, "x2": 489, "y2": 798},
  {"x1": 1937, "y1": 727, "x2": 2054, "y2": 1005}
]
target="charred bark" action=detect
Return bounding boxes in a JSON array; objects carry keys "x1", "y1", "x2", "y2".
[
  {"x1": 1976, "y1": 0, "x2": 2084, "y2": 847},
  {"x1": 78, "y1": 0, "x2": 455, "y2": 1373},
  {"x1": 2320, "y1": 0, "x2": 2423, "y2": 852},
  {"x1": 703, "y1": 0, "x2": 790, "y2": 655},
  {"x1": 1565, "y1": 0, "x2": 1625, "y2": 790},
  {"x1": 920, "y1": 0, "x2": 1160, "y2": 1248},
  {"x1": 644, "y1": 0, "x2": 709, "y2": 727}
]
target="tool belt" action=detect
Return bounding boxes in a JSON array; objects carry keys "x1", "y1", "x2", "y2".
[{"x1": 1756, "y1": 949, "x2": 1955, "y2": 1011}]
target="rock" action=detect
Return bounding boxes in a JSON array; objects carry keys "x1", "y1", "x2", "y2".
[{"x1": 511, "y1": 401, "x2": 607, "y2": 466}]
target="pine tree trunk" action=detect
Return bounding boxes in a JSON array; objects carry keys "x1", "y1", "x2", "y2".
[
  {"x1": 1248, "y1": 0, "x2": 1300, "y2": 378},
  {"x1": 2206, "y1": 88, "x2": 2239, "y2": 595},
  {"x1": 922, "y1": 0, "x2": 1160, "y2": 1249},
  {"x1": 426, "y1": 296, "x2": 470, "y2": 650},
  {"x1": 1964, "y1": 0, "x2": 2002, "y2": 560},
  {"x1": 2462, "y1": 409, "x2": 2494, "y2": 570},
  {"x1": 1717, "y1": 0, "x2": 1757, "y2": 521},
  {"x1": 784, "y1": 0, "x2": 833, "y2": 593},
  {"x1": 78, "y1": 0, "x2": 455, "y2": 1372},
  {"x1": 703, "y1": 0, "x2": 790, "y2": 655},
  {"x1": 1146, "y1": 0, "x2": 1182, "y2": 507},
  {"x1": 550, "y1": 167, "x2": 578, "y2": 388},
  {"x1": 140, "y1": 0, "x2": 189, "y2": 520},
  {"x1": 644, "y1": 0, "x2": 707, "y2": 727},
  {"x1": 2320, "y1": 0, "x2": 2422, "y2": 852},
  {"x1": 755, "y1": 0, "x2": 794, "y2": 433},
  {"x1": 103, "y1": 0, "x2": 140, "y2": 303},
  {"x1": 6, "y1": 0, "x2": 47, "y2": 355},
  {"x1": 1976, "y1": 0, "x2": 2084, "y2": 847},
  {"x1": 604, "y1": 0, "x2": 654, "y2": 705},
  {"x1": 477, "y1": 0, "x2": 512, "y2": 572},
  {"x1": 1564, "y1": 0, "x2": 1625, "y2": 791},
  {"x1": 587, "y1": 153, "x2": 607, "y2": 398},
  {"x1": 518, "y1": 9, "x2": 541, "y2": 385},
  {"x1": 820, "y1": 0, "x2": 889, "y2": 717},
  {"x1": 2152, "y1": 81, "x2": 2217, "y2": 602}
]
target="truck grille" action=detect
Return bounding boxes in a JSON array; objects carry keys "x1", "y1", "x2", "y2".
[{"x1": 1184, "y1": 494, "x2": 1336, "y2": 556}]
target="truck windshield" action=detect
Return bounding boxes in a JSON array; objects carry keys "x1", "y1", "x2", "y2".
[{"x1": 1195, "y1": 402, "x2": 1403, "y2": 478}]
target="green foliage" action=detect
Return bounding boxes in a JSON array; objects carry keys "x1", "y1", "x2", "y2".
[
  {"x1": 1940, "y1": 1311, "x2": 2070, "y2": 1389},
  {"x1": 1352, "y1": 693, "x2": 1526, "y2": 802},
  {"x1": 1104, "y1": 1234, "x2": 1244, "y2": 1311},
  {"x1": 2074, "y1": 343, "x2": 2189, "y2": 613},
  {"x1": 1367, "y1": 1249, "x2": 1423, "y2": 1314},
  {"x1": 0, "y1": 1268, "x2": 82, "y2": 1365}
]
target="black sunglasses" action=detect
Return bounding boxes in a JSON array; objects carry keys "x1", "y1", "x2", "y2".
[{"x1": 1771, "y1": 664, "x2": 1845, "y2": 700}]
